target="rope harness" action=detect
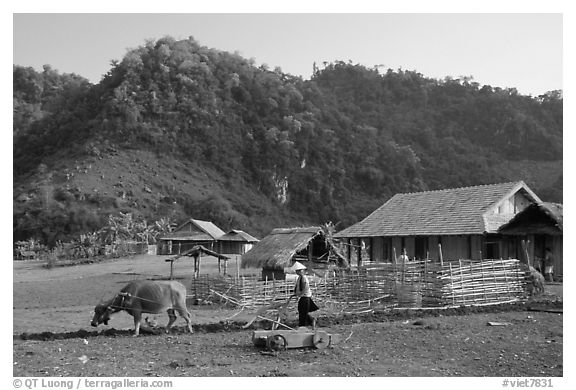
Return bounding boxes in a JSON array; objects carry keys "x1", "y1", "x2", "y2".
[{"x1": 105, "y1": 291, "x2": 171, "y2": 311}]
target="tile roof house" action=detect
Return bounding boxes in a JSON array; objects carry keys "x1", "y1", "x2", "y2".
[{"x1": 334, "y1": 181, "x2": 550, "y2": 266}]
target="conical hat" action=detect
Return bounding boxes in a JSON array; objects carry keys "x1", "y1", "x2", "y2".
[{"x1": 291, "y1": 261, "x2": 307, "y2": 271}]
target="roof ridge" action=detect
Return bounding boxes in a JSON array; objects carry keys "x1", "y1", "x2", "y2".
[
  {"x1": 271, "y1": 226, "x2": 321, "y2": 234},
  {"x1": 394, "y1": 181, "x2": 523, "y2": 196}
]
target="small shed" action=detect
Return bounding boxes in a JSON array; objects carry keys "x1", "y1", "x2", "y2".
[
  {"x1": 165, "y1": 245, "x2": 230, "y2": 279},
  {"x1": 241, "y1": 226, "x2": 348, "y2": 280},
  {"x1": 217, "y1": 229, "x2": 260, "y2": 255}
]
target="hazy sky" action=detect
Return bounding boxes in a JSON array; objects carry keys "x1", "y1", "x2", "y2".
[{"x1": 13, "y1": 13, "x2": 563, "y2": 96}]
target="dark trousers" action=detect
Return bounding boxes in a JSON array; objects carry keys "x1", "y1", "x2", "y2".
[{"x1": 298, "y1": 297, "x2": 317, "y2": 327}]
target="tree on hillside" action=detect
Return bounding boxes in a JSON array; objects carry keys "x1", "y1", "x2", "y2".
[{"x1": 12, "y1": 39, "x2": 563, "y2": 246}]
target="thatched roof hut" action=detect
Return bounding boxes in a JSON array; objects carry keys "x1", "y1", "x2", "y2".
[
  {"x1": 241, "y1": 227, "x2": 348, "y2": 279},
  {"x1": 499, "y1": 202, "x2": 563, "y2": 235}
]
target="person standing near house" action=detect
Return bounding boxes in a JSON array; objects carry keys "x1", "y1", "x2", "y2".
[
  {"x1": 544, "y1": 248, "x2": 555, "y2": 282},
  {"x1": 291, "y1": 262, "x2": 319, "y2": 328},
  {"x1": 398, "y1": 249, "x2": 410, "y2": 263}
]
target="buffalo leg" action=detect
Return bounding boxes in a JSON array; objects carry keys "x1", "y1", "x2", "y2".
[
  {"x1": 133, "y1": 313, "x2": 142, "y2": 337},
  {"x1": 166, "y1": 309, "x2": 177, "y2": 333},
  {"x1": 176, "y1": 307, "x2": 194, "y2": 333}
]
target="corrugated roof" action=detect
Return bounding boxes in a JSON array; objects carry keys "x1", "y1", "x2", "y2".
[
  {"x1": 335, "y1": 181, "x2": 540, "y2": 237},
  {"x1": 160, "y1": 219, "x2": 225, "y2": 241},
  {"x1": 218, "y1": 230, "x2": 260, "y2": 242},
  {"x1": 193, "y1": 219, "x2": 226, "y2": 239}
]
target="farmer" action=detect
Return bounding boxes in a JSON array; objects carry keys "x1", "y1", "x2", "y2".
[
  {"x1": 544, "y1": 248, "x2": 555, "y2": 283},
  {"x1": 291, "y1": 262, "x2": 319, "y2": 329}
]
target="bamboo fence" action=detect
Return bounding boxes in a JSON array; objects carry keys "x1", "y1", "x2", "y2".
[
  {"x1": 189, "y1": 258, "x2": 529, "y2": 310},
  {"x1": 439, "y1": 259, "x2": 527, "y2": 306}
]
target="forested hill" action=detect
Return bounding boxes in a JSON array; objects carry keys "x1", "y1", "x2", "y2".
[{"x1": 13, "y1": 36, "x2": 563, "y2": 245}]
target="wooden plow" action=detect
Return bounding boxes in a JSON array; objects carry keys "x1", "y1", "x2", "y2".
[{"x1": 243, "y1": 296, "x2": 340, "y2": 351}]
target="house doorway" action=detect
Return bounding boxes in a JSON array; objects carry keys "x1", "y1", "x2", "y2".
[
  {"x1": 484, "y1": 240, "x2": 500, "y2": 259},
  {"x1": 415, "y1": 236, "x2": 428, "y2": 260}
]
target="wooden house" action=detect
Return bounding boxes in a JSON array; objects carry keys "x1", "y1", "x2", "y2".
[
  {"x1": 217, "y1": 229, "x2": 259, "y2": 255},
  {"x1": 157, "y1": 218, "x2": 225, "y2": 255},
  {"x1": 334, "y1": 181, "x2": 553, "y2": 267},
  {"x1": 499, "y1": 202, "x2": 563, "y2": 277},
  {"x1": 241, "y1": 227, "x2": 348, "y2": 280}
]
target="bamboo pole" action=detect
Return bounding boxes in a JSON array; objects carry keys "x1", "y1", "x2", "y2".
[{"x1": 459, "y1": 260, "x2": 465, "y2": 304}]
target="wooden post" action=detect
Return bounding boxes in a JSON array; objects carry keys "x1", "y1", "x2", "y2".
[
  {"x1": 438, "y1": 243, "x2": 444, "y2": 266},
  {"x1": 393, "y1": 247, "x2": 397, "y2": 264},
  {"x1": 402, "y1": 249, "x2": 406, "y2": 284},
  {"x1": 169, "y1": 260, "x2": 174, "y2": 280},
  {"x1": 357, "y1": 238, "x2": 362, "y2": 268},
  {"x1": 369, "y1": 237, "x2": 374, "y2": 262},
  {"x1": 521, "y1": 239, "x2": 531, "y2": 266},
  {"x1": 347, "y1": 239, "x2": 352, "y2": 263},
  {"x1": 458, "y1": 259, "x2": 465, "y2": 305},
  {"x1": 480, "y1": 257, "x2": 487, "y2": 302},
  {"x1": 236, "y1": 255, "x2": 240, "y2": 278},
  {"x1": 449, "y1": 263, "x2": 455, "y2": 305}
]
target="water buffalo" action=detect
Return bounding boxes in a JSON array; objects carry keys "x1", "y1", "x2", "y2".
[{"x1": 91, "y1": 280, "x2": 193, "y2": 336}]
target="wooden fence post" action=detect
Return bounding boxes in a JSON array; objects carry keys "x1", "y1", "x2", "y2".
[{"x1": 438, "y1": 243, "x2": 444, "y2": 266}]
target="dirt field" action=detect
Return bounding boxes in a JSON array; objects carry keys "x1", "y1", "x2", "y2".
[{"x1": 12, "y1": 255, "x2": 563, "y2": 377}]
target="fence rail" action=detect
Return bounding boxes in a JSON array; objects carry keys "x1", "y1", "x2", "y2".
[{"x1": 190, "y1": 258, "x2": 529, "y2": 309}]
